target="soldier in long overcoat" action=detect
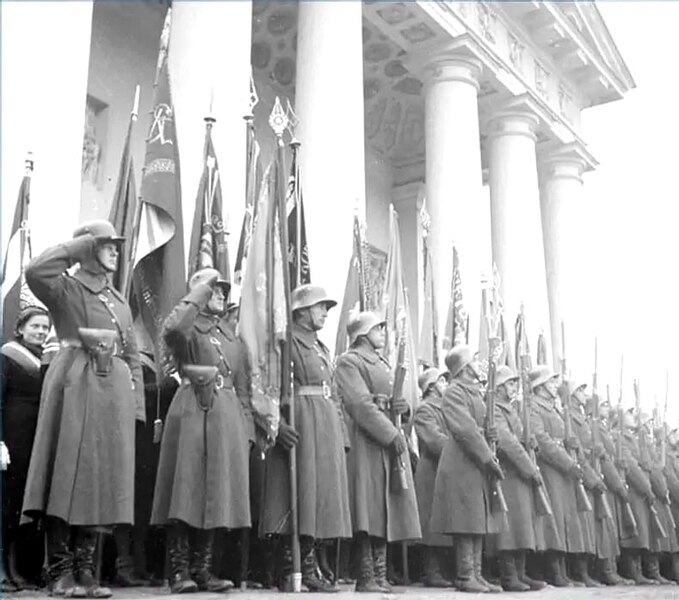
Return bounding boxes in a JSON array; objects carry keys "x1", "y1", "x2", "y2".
[
  {"x1": 493, "y1": 366, "x2": 546, "y2": 592},
  {"x1": 617, "y1": 409, "x2": 658, "y2": 584},
  {"x1": 529, "y1": 366, "x2": 585, "y2": 587},
  {"x1": 22, "y1": 220, "x2": 144, "y2": 599},
  {"x1": 567, "y1": 382, "x2": 607, "y2": 587},
  {"x1": 429, "y1": 346, "x2": 504, "y2": 593},
  {"x1": 151, "y1": 268, "x2": 252, "y2": 594},
  {"x1": 412, "y1": 368, "x2": 452, "y2": 588},
  {"x1": 258, "y1": 284, "x2": 351, "y2": 593},
  {"x1": 665, "y1": 430, "x2": 679, "y2": 580},
  {"x1": 334, "y1": 311, "x2": 420, "y2": 593}
]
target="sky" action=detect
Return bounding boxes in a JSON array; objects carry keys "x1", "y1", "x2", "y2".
[{"x1": 578, "y1": 2, "x2": 679, "y2": 420}]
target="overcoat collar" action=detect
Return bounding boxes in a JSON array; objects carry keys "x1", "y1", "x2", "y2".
[
  {"x1": 292, "y1": 323, "x2": 317, "y2": 348},
  {"x1": 352, "y1": 342, "x2": 387, "y2": 366},
  {"x1": 71, "y1": 268, "x2": 125, "y2": 303},
  {"x1": 533, "y1": 394, "x2": 556, "y2": 412},
  {"x1": 194, "y1": 312, "x2": 221, "y2": 334}
]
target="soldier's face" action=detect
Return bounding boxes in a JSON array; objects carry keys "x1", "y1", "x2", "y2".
[
  {"x1": 544, "y1": 376, "x2": 560, "y2": 398},
  {"x1": 433, "y1": 376, "x2": 447, "y2": 396},
  {"x1": 366, "y1": 323, "x2": 385, "y2": 350},
  {"x1": 207, "y1": 285, "x2": 225, "y2": 315},
  {"x1": 504, "y1": 379, "x2": 519, "y2": 399},
  {"x1": 96, "y1": 242, "x2": 119, "y2": 272},
  {"x1": 308, "y1": 302, "x2": 330, "y2": 331}
]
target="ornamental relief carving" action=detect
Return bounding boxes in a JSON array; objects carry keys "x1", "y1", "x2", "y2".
[
  {"x1": 534, "y1": 61, "x2": 550, "y2": 100},
  {"x1": 477, "y1": 3, "x2": 497, "y2": 44},
  {"x1": 508, "y1": 33, "x2": 524, "y2": 71}
]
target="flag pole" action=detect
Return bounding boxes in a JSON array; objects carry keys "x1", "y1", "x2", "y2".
[{"x1": 270, "y1": 97, "x2": 301, "y2": 592}]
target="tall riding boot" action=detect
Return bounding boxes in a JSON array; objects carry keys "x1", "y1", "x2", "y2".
[
  {"x1": 46, "y1": 518, "x2": 85, "y2": 598},
  {"x1": 454, "y1": 536, "x2": 488, "y2": 593},
  {"x1": 354, "y1": 534, "x2": 381, "y2": 593},
  {"x1": 624, "y1": 550, "x2": 656, "y2": 585},
  {"x1": 473, "y1": 537, "x2": 501, "y2": 593},
  {"x1": 371, "y1": 537, "x2": 392, "y2": 593},
  {"x1": 560, "y1": 554, "x2": 583, "y2": 586},
  {"x1": 73, "y1": 528, "x2": 112, "y2": 599},
  {"x1": 422, "y1": 546, "x2": 452, "y2": 588},
  {"x1": 112, "y1": 526, "x2": 146, "y2": 587},
  {"x1": 498, "y1": 551, "x2": 529, "y2": 592},
  {"x1": 670, "y1": 553, "x2": 679, "y2": 582},
  {"x1": 599, "y1": 557, "x2": 633, "y2": 585},
  {"x1": 167, "y1": 522, "x2": 198, "y2": 593},
  {"x1": 515, "y1": 551, "x2": 545, "y2": 590},
  {"x1": 574, "y1": 554, "x2": 603, "y2": 587},
  {"x1": 188, "y1": 528, "x2": 233, "y2": 592},
  {"x1": 544, "y1": 551, "x2": 569, "y2": 587},
  {"x1": 300, "y1": 536, "x2": 338, "y2": 593},
  {"x1": 643, "y1": 551, "x2": 674, "y2": 585}
]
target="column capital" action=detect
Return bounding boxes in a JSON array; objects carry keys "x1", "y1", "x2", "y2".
[
  {"x1": 406, "y1": 36, "x2": 484, "y2": 90},
  {"x1": 485, "y1": 95, "x2": 543, "y2": 142},
  {"x1": 538, "y1": 141, "x2": 598, "y2": 183}
]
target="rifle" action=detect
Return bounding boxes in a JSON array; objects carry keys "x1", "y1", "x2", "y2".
[
  {"x1": 559, "y1": 322, "x2": 592, "y2": 513},
  {"x1": 517, "y1": 308, "x2": 552, "y2": 516},
  {"x1": 591, "y1": 338, "x2": 613, "y2": 522},
  {"x1": 390, "y1": 335, "x2": 409, "y2": 492},
  {"x1": 634, "y1": 379, "x2": 667, "y2": 539}
]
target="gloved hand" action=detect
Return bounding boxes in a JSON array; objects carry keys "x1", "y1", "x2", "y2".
[
  {"x1": 486, "y1": 458, "x2": 504, "y2": 480},
  {"x1": 188, "y1": 267, "x2": 221, "y2": 291},
  {"x1": 392, "y1": 397, "x2": 409, "y2": 415},
  {"x1": 594, "y1": 480, "x2": 607, "y2": 493},
  {"x1": 528, "y1": 435, "x2": 539, "y2": 451},
  {"x1": 591, "y1": 442, "x2": 606, "y2": 459},
  {"x1": 391, "y1": 433, "x2": 407, "y2": 456},
  {"x1": 644, "y1": 492, "x2": 656, "y2": 506},
  {"x1": 570, "y1": 463, "x2": 584, "y2": 480},
  {"x1": 530, "y1": 471, "x2": 543, "y2": 486},
  {"x1": 564, "y1": 437, "x2": 580, "y2": 452},
  {"x1": 0, "y1": 442, "x2": 10, "y2": 471},
  {"x1": 277, "y1": 422, "x2": 299, "y2": 450},
  {"x1": 619, "y1": 488, "x2": 630, "y2": 503},
  {"x1": 485, "y1": 424, "x2": 498, "y2": 444}
]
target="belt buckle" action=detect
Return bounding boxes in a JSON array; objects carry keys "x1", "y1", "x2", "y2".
[
  {"x1": 215, "y1": 374, "x2": 224, "y2": 390},
  {"x1": 322, "y1": 381, "x2": 331, "y2": 400}
]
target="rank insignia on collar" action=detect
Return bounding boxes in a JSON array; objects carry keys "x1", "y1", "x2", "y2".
[{"x1": 209, "y1": 336, "x2": 221, "y2": 346}]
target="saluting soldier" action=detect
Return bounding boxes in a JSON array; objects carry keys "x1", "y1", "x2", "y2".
[
  {"x1": 429, "y1": 345, "x2": 503, "y2": 594},
  {"x1": 529, "y1": 366, "x2": 586, "y2": 587},
  {"x1": 259, "y1": 284, "x2": 351, "y2": 593},
  {"x1": 22, "y1": 220, "x2": 145, "y2": 599},
  {"x1": 567, "y1": 381, "x2": 606, "y2": 587},
  {"x1": 493, "y1": 366, "x2": 547, "y2": 592},
  {"x1": 412, "y1": 368, "x2": 452, "y2": 588},
  {"x1": 151, "y1": 268, "x2": 252, "y2": 594},
  {"x1": 334, "y1": 311, "x2": 421, "y2": 593}
]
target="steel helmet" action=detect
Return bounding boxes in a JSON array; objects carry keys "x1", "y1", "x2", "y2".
[
  {"x1": 529, "y1": 365, "x2": 559, "y2": 391},
  {"x1": 188, "y1": 268, "x2": 230, "y2": 295},
  {"x1": 73, "y1": 219, "x2": 124, "y2": 244},
  {"x1": 496, "y1": 365, "x2": 519, "y2": 388},
  {"x1": 347, "y1": 311, "x2": 386, "y2": 345},
  {"x1": 445, "y1": 345, "x2": 474, "y2": 379},
  {"x1": 418, "y1": 367, "x2": 443, "y2": 394},
  {"x1": 291, "y1": 284, "x2": 337, "y2": 312}
]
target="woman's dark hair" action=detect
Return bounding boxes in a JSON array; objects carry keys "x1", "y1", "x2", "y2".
[{"x1": 14, "y1": 305, "x2": 51, "y2": 340}]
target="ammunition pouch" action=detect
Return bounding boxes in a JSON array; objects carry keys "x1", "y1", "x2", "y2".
[
  {"x1": 77, "y1": 328, "x2": 120, "y2": 376},
  {"x1": 181, "y1": 365, "x2": 220, "y2": 412}
]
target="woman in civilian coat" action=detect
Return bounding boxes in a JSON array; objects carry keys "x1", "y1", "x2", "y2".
[
  {"x1": 334, "y1": 311, "x2": 420, "y2": 593},
  {"x1": 429, "y1": 345, "x2": 504, "y2": 594},
  {"x1": 151, "y1": 268, "x2": 253, "y2": 594},
  {"x1": 412, "y1": 367, "x2": 452, "y2": 588}
]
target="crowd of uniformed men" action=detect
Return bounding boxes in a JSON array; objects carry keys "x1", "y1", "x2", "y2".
[{"x1": 3, "y1": 219, "x2": 679, "y2": 597}]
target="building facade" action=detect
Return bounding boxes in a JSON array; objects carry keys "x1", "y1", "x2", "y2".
[{"x1": 2, "y1": 1, "x2": 634, "y2": 366}]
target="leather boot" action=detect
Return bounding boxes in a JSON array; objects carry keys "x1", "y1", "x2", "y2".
[
  {"x1": 599, "y1": 557, "x2": 634, "y2": 585},
  {"x1": 422, "y1": 546, "x2": 452, "y2": 588},
  {"x1": 73, "y1": 528, "x2": 112, "y2": 598},
  {"x1": 167, "y1": 522, "x2": 198, "y2": 593},
  {"x1": 354, "y1": 535, "x2": 382, "y2": 593},
  {"x1": 112, "y1": 526, "x2": 147, "y2": 587},
  {"x1": 643, "y1": 551, "x2": 675, "y2": 585},
  {"x1": 574, "y1": 554, "x2": 603, "y2": 587},
  {"x1": 624, "y1": 550, "x2": 657, "y2": 585},
  {"x1": 515, "y1": 551, "x2": 546, "y2": 590},
  {"x1": 561, "y1": 554, "x2": 584, "y2": 586},
  {"x1": 372, "y1": 537, "x2": 392, "y2": 593},
  {"x1": 46, "y1": 519, "x2": 86, "y2": 598},
  {"x1": 498, "y1": 552, "x2": 529, "y2": 592},
  {"x1": 300, "y1": 536, "x2": 338, "y2": 593},
  {"x1": 189, "y1": 528, "x2": 233, "y2": 592},
  {"x1": 544, "y1": 552, "x2": 569, "y2": 587},
  {"x1": 670, "y1": 553, "x2": 679, "y2": 582},
  {"x1": 454, "y1": 536, "x2": 488, "y2": 593},
  {"x1": 473, "y1": 536, "x2": 501, "y2": 593}
]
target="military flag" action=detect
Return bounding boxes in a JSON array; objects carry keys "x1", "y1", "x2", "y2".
[
  {"x1": 2, "y1": 154, "x2": 37, "y2": 342},
  {"x1": 187, "y1": 116, "x2": 229, "y2": 281},
  {"x1": 442, "y1": 244, "x2": 468, "y2": 352},
  {"x1": 286, "y1": 140, "x2": 310, "y2": 290},
  {"x1": 537, "y1": 331, "x2": 548, "y2": 366},
  {"x1": 108, "y1": 86, "x2": 139, "y2": 297},
  {"x1": 131, "y1": 7, "x2": 186, "y2": 365},
  {"x1": 514, "y1": 305, "x2": 531, "y2": 371},
  {"x1": 418, "y1": 200, "x2": 438, "y2": 368}
]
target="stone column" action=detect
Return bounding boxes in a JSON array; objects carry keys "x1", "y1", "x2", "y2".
[
  {"x1": 487, "y1": 102, "x2": 550, "y2": 362},
  {"x1": 295, "y1": 2, "x2": 365, "y2": 353},
  {"x1": 1, "y1": 1, "x2": 93, "y2": 251},
  {"x1": 169, "y1": 1, "x2": 253, "y2": 269},
  {"x1": 539, "y1": 149, "x2": 587, "y2": 372},
  {"x1": 419, "y1": 49, "x2": 484, "y2": 361}
]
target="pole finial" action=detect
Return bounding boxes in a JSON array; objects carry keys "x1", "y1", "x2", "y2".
[{"x1": 269, "y1": 96, "x2": 289, "y2": 139}]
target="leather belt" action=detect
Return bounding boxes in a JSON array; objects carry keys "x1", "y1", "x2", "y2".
[
  {"x1": 60, "y1": 338, "x2": 123, "y2": 357},
  {"x1": 297, "y1": 383, "x2": 332, "y2": 400},
  {"x1": 181, "y1": 374, "x2": 234, "y2": 391}
]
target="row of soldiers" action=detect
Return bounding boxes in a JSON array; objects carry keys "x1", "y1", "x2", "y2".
[{"x1": 11, "y1": 219, "x2": 679, "y2": 596}]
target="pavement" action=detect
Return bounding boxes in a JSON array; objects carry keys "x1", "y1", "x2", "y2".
[{"x1": 6, "y1": 584, "x2": 679, "y2": 600}]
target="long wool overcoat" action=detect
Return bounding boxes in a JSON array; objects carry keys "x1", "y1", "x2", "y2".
[
  {"x1": 151, "y1": 283, "x2": 252, "y2": 530},
  {"x1": 530, "y1": 396, "x2": 585, "y2": 552},
  {"x1": 665, "y1": 449, "x2": 679, "y2": 539},
  {"x1": 21, "y1": 236, "x2": 144, "y2": 526},
  {"x1": 619, "y1": 431, "x2": 653, "y2": 550},
  {"x1": 430, "y1": 379, "x2": 497, "y2": 537},
  {"x1": 334, "y1": 343, "x2": 420, "y2": 542},
  {"x1": 647, "y1": 442, "x2": 679, "y2": 552},
  {"x1": 599, "y1": 427, "x2": 626, "y2": 555},
  {"x1": 494, "y1": 399, "x2": 539, "y2": 551},
  {"x1": 259, "y1": 323, "x2": 352, "y2": 540},
  {"x1": 413, "y1": 395, "x2": 452, "y2": 547}
]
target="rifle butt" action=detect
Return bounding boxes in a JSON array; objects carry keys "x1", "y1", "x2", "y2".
[
  {"x1": 594, "y1": 491, "x2": 614, "y2": 522},
  {"x1": 650, "y1": 504, "x2": 668, "y2": 539},
  {"x1": 534, "y1": 484, "x2": 553, "y2": 517},
  {"x1": 391, "y1": 454, "x2": 409, "y2": 493},
  {"x1": 575, "y1": 480, "x2": 593, "y2": 513},
  {"x1": 620, "y1": 500, "x2": 639, "y2": 540},
  {"x1": 491, "y1": 479, "x2": 509, "y2": 514}
]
